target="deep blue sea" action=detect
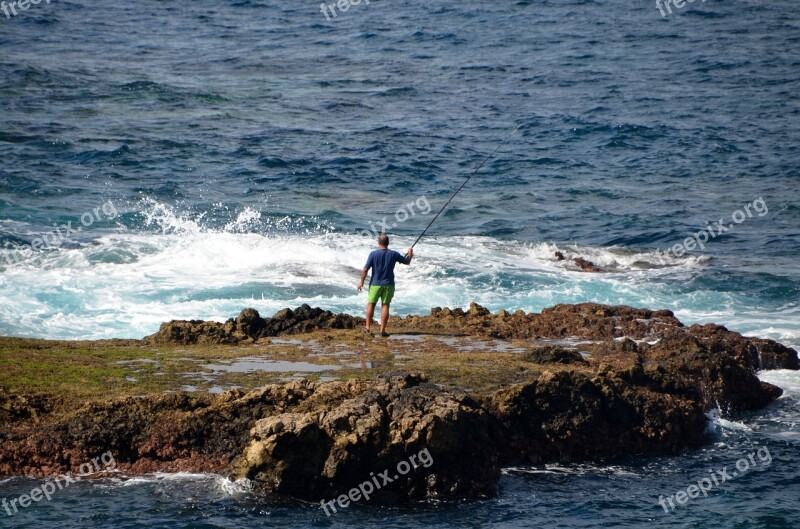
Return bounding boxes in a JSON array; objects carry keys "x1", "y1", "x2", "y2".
[{"x1": 1, "y1": 0, "x2": 799, "y2": 527}]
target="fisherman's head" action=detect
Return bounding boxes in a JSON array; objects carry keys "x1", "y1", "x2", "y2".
[{"x1": 378, "y1": 234, "x2": 389, "y2": 248}]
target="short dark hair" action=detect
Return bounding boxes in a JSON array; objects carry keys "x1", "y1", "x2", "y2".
[{"x1": 378, "y1": 234, "x2": 389, "y2": 246}]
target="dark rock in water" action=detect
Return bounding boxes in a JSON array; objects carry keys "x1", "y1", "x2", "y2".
[
  {"x1": 0, "y1": 375, "x2": 498, "y2": 502},
  {"x1": 145, "y1": 305, "x2": 362, "y2": 344},
  {"x1": 573, "y1": 257, "x2": 602, "y2": 272},
  {"x1": 642, "y1": 333, "x2": 782, "y2": 413},
  {"x1": 230, "y1": 375, "x2": 498, "y2": 502},
  {"x1": 749, "y1": 337, "x2": 799, "y2": 370},
  {"x1": 553, "y1": 251, "x2": 600, "y2": 271},
  {"x1": 524, "y1": 345, "x2": 588, "y2": 365},
  {"x1": 489, "y1": 370, "x2": 707, "y2": 464}
]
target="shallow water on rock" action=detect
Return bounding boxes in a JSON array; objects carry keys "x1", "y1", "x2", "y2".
[{"x1": 202, "y1": 357, "x2": 341, "y2": 374}]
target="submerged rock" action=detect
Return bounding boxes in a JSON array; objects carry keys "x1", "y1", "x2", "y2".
[
  {"x1": 552, "y1": 251, "x2": 601, "y2": 272},
  {"x1": 573, "y1": 257, "x2": 602, "y2": 272}
]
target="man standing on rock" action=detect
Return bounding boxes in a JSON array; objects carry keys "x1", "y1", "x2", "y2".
[{"x1": 357, "y1": 234, "x2": 413, "y2": 337}]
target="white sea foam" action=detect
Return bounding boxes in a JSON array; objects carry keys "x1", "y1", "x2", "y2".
[
  {"x1": 503, "y1": 464, "x2": 639, "y2": 477},
  {"x1": 758, "y1": 369, "x2": 800, "y2": 397},
  {"x1": 118, "y1": 472, "x2": 211, "y2": 485},
  {"x1": 705, "y1": 408, "x2": 753, "y2": 436},
  {"x1": 752, "y1": 370, "x2": 800, "y2": 443},
  {"x1": 0, "y1": 199, "x2": 797, "y2": 344},
  {"x1": 107, "y1": 472, "x2": 252, "y2": 495},
  {"x1": 218, "y1": 476, "x2": 253, "y2": 495}
]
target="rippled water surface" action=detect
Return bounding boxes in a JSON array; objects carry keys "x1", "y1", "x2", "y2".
[{"x1": 1, "y1": 0, "x2": 799, "y2": 526}]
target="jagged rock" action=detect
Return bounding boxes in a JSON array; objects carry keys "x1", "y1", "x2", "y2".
[
  {"x1": 230, "y1": 375, "x2": 498, "y2": 502},
  {"x1": 524, "y1": 345, "x2": 588, "y2": 365},
  {"x1": 413, "y1": 303, "x2": 797, "y2": 374},
  {"x1": 467, "y1": 302, "x2": 491, "y2": 318},
  {"x1": 641, "y1": 334, "x2": 782, "y2": 413},
  {"x1": 573, "y1": 257, "x2": 602, "y2": 272},
  {"x1": 489, "y1": 369, "x2": 708, "y2": 464},
  {"x1": 419, "y1": 302, "x2": 682, "y2": 341},
  {"x1": 261, "y1": 305, "x2": 361, "y2": 336},
  {"x1": 236, "y1": 308, "x2": 266, "y2": 339},
  {"x1": 751, "y1": 337, "x2": 800, "y2": 370},
  {"x1": 145, "y1": 305, "x2": 363, "y2": 345}
]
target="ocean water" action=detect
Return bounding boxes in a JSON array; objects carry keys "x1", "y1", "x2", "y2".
[{"x1": 1, "y1": 0, "x2": 799, "y2": 526}]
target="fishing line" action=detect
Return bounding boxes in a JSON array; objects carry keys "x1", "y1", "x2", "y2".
[{"x1": 405, "y1": 123, "x2": 522, "y2": 257}]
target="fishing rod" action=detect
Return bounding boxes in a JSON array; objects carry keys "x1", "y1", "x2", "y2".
[{"x1": 405, "y1": 123, "x2": 522, "y2": 258}]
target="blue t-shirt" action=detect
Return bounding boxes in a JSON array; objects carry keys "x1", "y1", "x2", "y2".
[{"x1": 364, "y1": 249, "x2": 410, "y2": 286}]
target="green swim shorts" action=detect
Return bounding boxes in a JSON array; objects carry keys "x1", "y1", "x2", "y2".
[{"x1": 367, "y1": 285, "x2": 395, "y2": 305}]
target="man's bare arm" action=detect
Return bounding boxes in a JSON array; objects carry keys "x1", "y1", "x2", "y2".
[{"x1": 357, "y1": 268, "x2": 369, "y2": 291}]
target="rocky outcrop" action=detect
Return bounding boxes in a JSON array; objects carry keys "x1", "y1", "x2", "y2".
[
  {"x1": 553, "y1": 251, "x2": 602, "y2": 272},
  {"x1": 0, "y1": 378, "x2": 377, "y2": 477},
  {"x1": 722, "y1": 330, "x2": 800, "y2": 371},
  {"x1": 425, "y1": 302, "x2": 683, "y2": 341},
  {"x1": 145, "y1": 302, "x2": 684, "y2": 345},
  {"x1": 143, "y1": 303, "x2": 797, "y2": 375},
  {"x1": 752, "y1": 337, "x2": 800, "y2": 370},
  {"x1": 230, "y1": 374, "x2": 498, "y2": 501},
  {"x1": 0, "y1": 375, "x2": 499, "y2": 502},
  {"x1": 1, "y1": 303, "x2": 797, "y2": 505},
  {"x1": 638, "y1": 333, "x2": 783, "y2": 413},
  {"x1": 573, "y1": 257, "x2": 602, "y2": 272},
  {"x1": 489, "y1": 370, "x2": 707, "y2": 464},
  {"x1": 145, "y1": 305, "x2": 362, "y2": 345},
  {"x1": 523, "y1": 345, "x2": 588, "y2": 365}
]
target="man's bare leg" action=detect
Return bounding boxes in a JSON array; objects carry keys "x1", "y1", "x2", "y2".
[
  {"x1": 365, "y1": 302, "x2": 376, "y2": 331},
  {"x1": 380, "y1": 303, "x2": 390, "y2": 334}
]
